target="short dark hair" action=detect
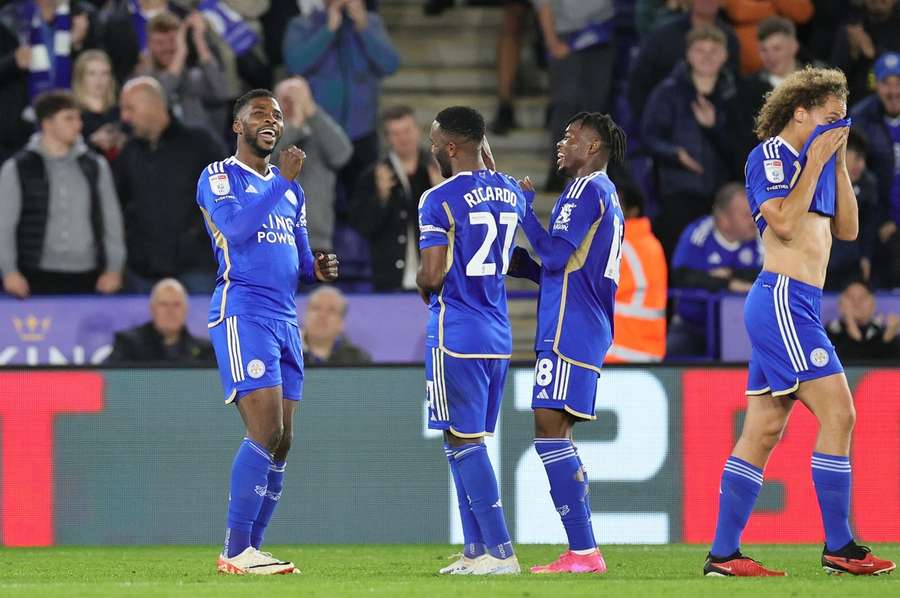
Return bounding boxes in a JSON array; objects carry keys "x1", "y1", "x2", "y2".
[
  {"x1": 757, "y1": 16, "x2": 796, "y2": 42},
  {"x1": 34, "y1": 90, "x2": 78, "y2": 122},
  {"x1": 233, "y1": 88, "x2": 276, "y2": 120},
  {"x1": 147, "y1": 12, "x2": 180, "y2": 35},
  {"x1": 686, "y1": 24, "x2": 727, "y2": 49},
  {"x1": 617, "y1": 182, "x2": 645, "y2": 217},
  {"x1": 566, "y1": 111, "x2": 627, "y2": 164},
  {"x1": 842, "y1": 278, "x2": 873, "y2": 295},
  {"x1": 713, "y1": 182, "x2": 745, "y2": 211},
  {"x1": 381, "y1": 104, "x2": 416, "y2": 125},
  {"x1": 847, "y1": 128, "x2": 868, "y2": 157},
  {"x1": 434, "y1": 106, "x2": 485, "y2": 143}
]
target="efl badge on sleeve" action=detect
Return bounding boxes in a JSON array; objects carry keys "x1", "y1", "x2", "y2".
[
  {"x1": 209, "y1": 173, "x2": 230, "y2": 196},
  {"x1": 763, "y1": 159, "x2": 784, "y2": 183}
]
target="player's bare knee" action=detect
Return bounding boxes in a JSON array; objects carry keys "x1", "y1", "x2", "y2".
[{"x1": 822, "y1": 405, "x2": 856, "y2": 437}]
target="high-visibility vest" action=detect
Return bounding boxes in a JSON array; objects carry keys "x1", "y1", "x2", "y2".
[{"x1": 606, "y1": 217, "x2": 667, "y2": 363}]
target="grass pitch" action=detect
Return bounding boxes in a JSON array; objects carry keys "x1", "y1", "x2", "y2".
[{"x1": 0, "y1": 544, "x2": 897, "y2": 597}]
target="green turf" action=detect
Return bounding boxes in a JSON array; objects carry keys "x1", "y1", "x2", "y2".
[{"x1": 0, "y1": 544, "x2": 897, "y2": 597}]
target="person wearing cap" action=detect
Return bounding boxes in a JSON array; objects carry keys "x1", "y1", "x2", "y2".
[{"x1": 851, "y1": 51, "x2": 900, "y2": 287}]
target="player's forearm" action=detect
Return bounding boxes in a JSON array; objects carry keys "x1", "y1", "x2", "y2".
[
  {"x1": 295, "y1": 226, "x2": 317, "y2": 283},
  {"x1": 521, "y1": 209, "x2": 573, "y2": 272},
  {"x1": 832, "y1": 166, "x2": 858, "y2": 241},
  {"x1": 211, "y1": 177, "x2": 292, "y2": 243},
  {"x1": 764, "y1": 162, "x2": 823, "y2": 241}
]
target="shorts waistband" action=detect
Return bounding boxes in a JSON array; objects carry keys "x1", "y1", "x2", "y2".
[{"x1": 756, "y1": 271, "x2": 822, "y2": 298}]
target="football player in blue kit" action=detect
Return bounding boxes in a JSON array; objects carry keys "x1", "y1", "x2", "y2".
[
  {"x1": 196, "y1": 89, "x2": 338, "y2": 575},
  {"x1": 703, "y1": 67, "x2": 895, "y2": 577},
  {"x1": 417, "y1": 106, "x2": 526, "y2": 575},
  {"x1": 509, "y1": 112, "x2": 626, "y2": 574}
]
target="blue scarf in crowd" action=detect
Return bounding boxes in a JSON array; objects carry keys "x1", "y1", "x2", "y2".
[
  {"x1": 129, "y1": 0, "x2": 148, "y2": 51},
  {"x1": 26, "y1": 1, "x2": 73, "y2": 101},
  {"x1": 198, "y1": 0, "x2": 258, "y2": 56}
]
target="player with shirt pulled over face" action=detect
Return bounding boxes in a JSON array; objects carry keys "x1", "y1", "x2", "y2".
[
  {"x1": 703, "y1": 67, "x2": 895, "y2": 577},
  {"x1": 196, "y1": 89, "x2": 338, "y2": 575},
  {"x1": 508, "y1": 112, "x2": 626, "y2": 575},
  {"x1": 417, "y1": 106, "x2": 526, "y2": 576}
]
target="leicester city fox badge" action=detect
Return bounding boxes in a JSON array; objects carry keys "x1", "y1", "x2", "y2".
[{"x1": 209, "y1": 173, "x2": 230, "y2": 196}]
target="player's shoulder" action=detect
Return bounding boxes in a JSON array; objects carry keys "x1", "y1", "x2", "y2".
[
  {"x1": 198, "y1": 158, "x2": 237, "y2": 200},
  {"x1": 749, "y1": 137, "x2": 795, "y2": 166},
  {"x1": 686, "y1": 215, "x2": 715, "y2": 247},
  {"x1": 565, "y1": 171, "x2": 610, "y2": 201},
  {"x1": 418, "y1": 171, "x2": 469, "y2": 210}
]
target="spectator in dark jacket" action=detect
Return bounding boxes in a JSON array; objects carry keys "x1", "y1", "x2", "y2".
[
  {"x1": 106, "y1": 277, "x2": 214, "y2": 363},
  {"x1": 826, "y1": 280, "x2": 900, "y2": 361},
  {"x1": 830, "y1": 0, "x2": 900, "y2": 105},
  {"x1": 627, "y1": 0, "x2": 740, "y2": 119},
  {"x1": 302, "y1": 286, "x2": 372, "y2": 365},
  {"x1": 350, "y1": 105, "x2": 440, "y2": 291},
  {"x1": 827, "y1": 129, "x2": 880, "y2": 290},
  {"x1": 115, "y1": 76, "x2": 225, "y2": 293},
  {"x1": 642, "y1": 25, "x2": 739, "y2": 258},
  {"x1": 851, "y1": 52, "x2": 900, "y2": 287},
  {"x1": 272, "y1": 75, "x2": 353, "y2": 251},
  {"x1": 283, "y1": 0, "x2": 400, "y2": 193}
]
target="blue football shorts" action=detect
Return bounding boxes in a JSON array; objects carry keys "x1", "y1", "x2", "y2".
[
  {"x1": 744, "y1": 271, "x2": 844, "y2": 397},
  {"x1": 425, "y1": 347, "x2": 509, "y2": 438},
  {"x1": 209, "y1": 314, "x2": 304, "y2": 404},
  {"x1": 531, "y1": 351, "x2": 599, "y2": 420}
]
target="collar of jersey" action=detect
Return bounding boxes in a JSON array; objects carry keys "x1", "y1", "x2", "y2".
[
  {"x1": 775, "y1": 136, "x2": 799, "y2": 157},
  {"x1": 712, "y1": 228, "x2": 742, "y2": 251},
  {"x1": 230, "y1": 155, "x2": 275, "y2": 181}
]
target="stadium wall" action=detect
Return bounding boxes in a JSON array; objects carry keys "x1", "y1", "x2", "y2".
[{"x1": 1, "y1": 366, "x2": 898, "y2": 547}]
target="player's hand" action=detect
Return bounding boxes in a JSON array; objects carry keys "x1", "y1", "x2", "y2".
[
  {"x1": 691, "y1": 95, "x2": 716, "y2": 128},
  {"x1": 3, "y1": 272, "x2": 30, "y2": 299},
  {"x1": 507, "y1": 246, "x2": 534, "y2": 278},
  {"x1": 481, "y1": 135, "x2": 496, "y2": 170},
  {"x1": 72, "y1": 13, "x2": 89, "y2": 50},
  {"x1": 807, "y1": 128, "x2": 845, "y2": 168},
  {"x1": 843, "y1": 314, "x2": 863, "y2": 341},
  {"x1": 676, "y1": 147, "x2": 704, "y2": 174},
  {"x1": 548, "y1": 37, "x2": 570, "y2": 60},
  {"x1": 879, "y1": 221, "x2": 897, "y2": 243},
  {"x1": 846, "y1": 24, "x2": 875, "y2": 60},
  {"x1": 374, "y1": 163, "x2": 396, "y2": 202},
  {"x1": 314, "y1": 252, "x2": 339, "y2": 282},
  {"x1": 278, "y1": 146, "x2": 306, "y2": 181},
  {"x1": 417, "y1": 285, "x2": 430, "y2": 305},
  {"x1": 95, "y1": 271, "x2": 123, "y2": 294},
  {"x1": 518, "y1": 176, "x2": 536, "y2": 209}
]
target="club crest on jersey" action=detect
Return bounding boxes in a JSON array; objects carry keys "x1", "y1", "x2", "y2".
[
  {"x1": 554, "y1": 202, "x2": 576, "y2": 231},
  {"x1": 208, "y1": 173, "x2": 230, "y2": 196},
  {"x1": 764, "y1": 159, "x2": 784, "y2": 183}
]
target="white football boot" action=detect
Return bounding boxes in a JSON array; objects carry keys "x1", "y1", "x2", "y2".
[
  {"x1": 457, "y1": 554, "x2": 521, "y2": 575},
  {"x1": 439, "y1": 553, "x2": 488, "y2": 574},
  {"x1": 216, "y1": 547, "x2": 295, "y2": 575}
]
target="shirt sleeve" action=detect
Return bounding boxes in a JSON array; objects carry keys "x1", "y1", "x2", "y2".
[
  {"x1": 294, "y1": 185, "x2": 317, "y2": 283},
  {"x1": 197, "y1": 167, "x2": 291, "y2": 244},
  {"x1": 745, "y1": 149, "x2": 792, "y2": 210},
  {"x1": 418, "y1": 192, "x2": 451, "y2": 250},
  {"x1": 550, "y1": 182, "x2": 602, "y2": 250},
  {"x1": 671, "y1": 227, "x2": 702, "y2": 270}
]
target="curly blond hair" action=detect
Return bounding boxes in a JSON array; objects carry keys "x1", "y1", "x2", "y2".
[{"x1": 754, "y1": 67, "x2": 848, "y2": 140}]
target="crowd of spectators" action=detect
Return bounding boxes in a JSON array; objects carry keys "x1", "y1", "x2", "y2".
[{"x1": 1, "y1": 0, "x2": 899, "y2": 363}]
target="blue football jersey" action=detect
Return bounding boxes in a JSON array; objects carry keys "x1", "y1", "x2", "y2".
[
  {"x1": 196, "y1": 156, "x2": 315, "y2": 326},
  {"x1": 797, "y1": 118, "x2": 851, "y2": 218},
  {"x1": 418, "y1": 169, "x2": 526, "y2": 357},
  {"x1": 745, "y1": 136, "x2": 802, "y2": 234},
  {"x1": 535, "y1": 171, "x2": 624, "y2": 372},
  {"x1": 672, "y1": 215, "x2": 763, "y2": 324}
]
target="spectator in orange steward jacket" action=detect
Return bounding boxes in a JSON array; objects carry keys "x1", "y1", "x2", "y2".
[{"x1": 606, "y1": 184, "x2": 667, "y2": 363}]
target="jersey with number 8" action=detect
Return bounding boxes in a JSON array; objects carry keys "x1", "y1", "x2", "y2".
[
  {"x1": 418, "y1": 169, "x2": 527, "y2": 357},
  {"x1": 535, "y1": 171, "x2": 624, "y2": 372}
]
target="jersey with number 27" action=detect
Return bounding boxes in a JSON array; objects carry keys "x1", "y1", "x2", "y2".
[
  {"x1": 536, "y1": 171, "x2": 624, "y2": 372},
  {"x1": 418, "y1": 169, "x2": 526, "y2": 357}
]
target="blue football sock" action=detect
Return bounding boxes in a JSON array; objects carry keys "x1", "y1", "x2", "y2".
[
  {"x1": 535, "y1": 439, "x2": 595, "y2": 551},
  {"x1": 444, "y1": 443, "x2": 485, "y2": 558},
  {"x1": 710, "y1": 456, "x2": 763, "y2": 558},
  {"x1": 224, "y1": 438, "x2": 271, "y2": 558},
  {"x1": 573, "y1": 448, "x2": 598, "y2": 549},
  {"x1": 811, "y1": 452, "x2": 853, "y2": 552},
  {"x1": 452, "y1": 443, "x2": 514, "y2": 559},
  {"x1": 251, "y1": 460, "x2": 286, "y2": 549}
]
